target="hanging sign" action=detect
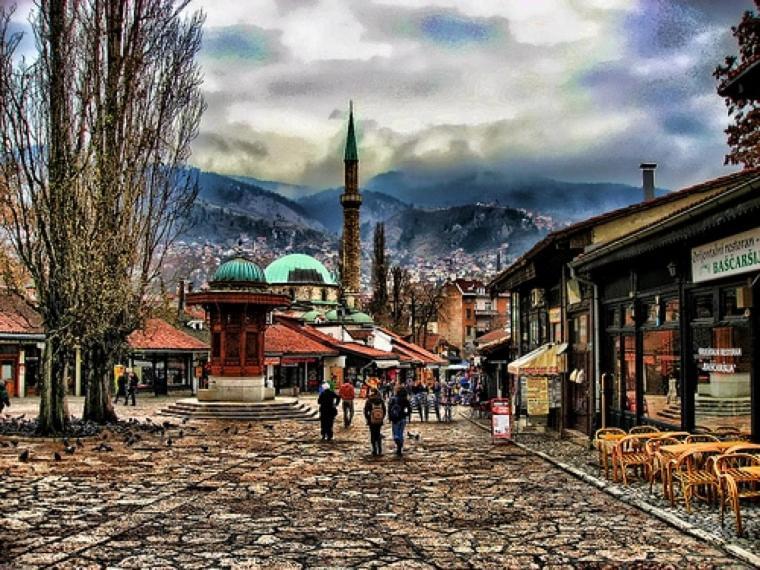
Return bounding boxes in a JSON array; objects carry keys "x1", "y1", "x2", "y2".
[
  {"x1": 490, "y1": 398, "x2": 511, "y2": 442},
  {"x1": 692, "y1": 227, "x2": 760, "y2": 283}
]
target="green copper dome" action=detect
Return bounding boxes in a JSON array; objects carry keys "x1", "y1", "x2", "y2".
[
  {"x1": 301, "y1": 310, "x2": 323, "y2": 323},
  {"x1": 325, "y1": 308, "x2": 373, "y2": 324},
  {"x1": 211, "y1": 257, "x2": 267, "y2": 285},
  {"x1": 348, "y1": 311, "x2": 373, "y2": 324},
  {"x1": 265, "y1": 254, "x2": 337, "y2": 285}
]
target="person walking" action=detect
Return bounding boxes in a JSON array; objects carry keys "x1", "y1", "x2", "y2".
[
  {"x1": 338, "y1": 378, "x2": 356, "y2": 428},
  {"x1": 127, "y1": 371, "x2": 138, "y2": 406},
  {"x1": 114, "y1": 372, "x2": 128, "y2": 405},
  {"x1": 431, "y1": 378, "x2": 442, "y2": 422},
  {"x1": 363, "y1": 388, "x2": 386, "y2": 456},
  {"x1": 412, "y1": 379, "x2": 429, "y2": 422},
  {"x1": 0, "y1": 380, "x2": 11, "y2": 414},
  {"x1": 317, "y1": 382, "x2": 340, "y2": 440},
  {"x1": 388, "y1": 386, "x2": 412, "y2": 457}
]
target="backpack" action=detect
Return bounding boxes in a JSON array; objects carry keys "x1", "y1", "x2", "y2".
[
  {"x1": 370, "y1": 401, "x2": 384, "y2": 425},
  {"x1": 388, "y1": 397, "x2": 403, "y2": 422}
]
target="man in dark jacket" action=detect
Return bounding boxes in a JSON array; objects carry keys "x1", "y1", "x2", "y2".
[
  {"x1": 317, "y1": 382, "x2": 340, "y2": 440},
  {"x1": 388, "y1": 386, "x2": 413, "y2": 456},
  {"x1": 114, "y1": 372, "x2": 128, "y2": 405},
  {"x1": 0, "y1": 381, "x2": 10, "y2": 414},
  {"x1": 363, "y1": 388, "x2": 386, "y2": 456},
  {"x1": 127, "y1": 371, "x2": 138, "y2": 406}
]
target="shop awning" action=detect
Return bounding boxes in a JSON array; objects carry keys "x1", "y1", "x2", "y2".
[{"x1": 508, "y1": 342, "x2": 568, "y2": 376}]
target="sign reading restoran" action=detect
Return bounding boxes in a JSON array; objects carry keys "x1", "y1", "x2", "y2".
[{"x1": 691, "y1": 227, "x2": 760, "y2": 283}]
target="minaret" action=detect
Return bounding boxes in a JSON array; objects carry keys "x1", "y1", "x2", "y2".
[{"x1": 340, "y1": 101, "x2": 362, "y2": 308}]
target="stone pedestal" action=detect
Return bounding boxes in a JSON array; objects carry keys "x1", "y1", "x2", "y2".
[{"x1": 197, "y1": 376, "x2": 275, "y2": 402}]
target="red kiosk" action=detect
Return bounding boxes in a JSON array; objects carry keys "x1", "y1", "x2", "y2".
[{"x1": 187, "y1": 257, "x2": 290, "y2": 402}]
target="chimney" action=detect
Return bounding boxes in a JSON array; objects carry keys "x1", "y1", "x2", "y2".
[{"x1": 640, "y1": 163, "x2": 656, "y2": 202}]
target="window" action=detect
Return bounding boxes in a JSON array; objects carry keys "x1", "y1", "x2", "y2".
[
  {"x1": 466, "y1": 325, "x2": 473, "y2": 338},
  {"x1": 211, "y1": 332, "x2": 221, "y2": 358},
  {"x1": 664, "y1": 299, "x2": 679, "y2": 322},
  {"x1": 225, "y1": 331, "x2": 240, "y2": 363},
  {"x1": 692, "y1": 292, "x2": 714, "y2": 320},
  {"x1": 606, "y1": 306, "x2": 620, "y2": 329},
  {"x1": 465, "y1": 308, "x2": 472, "y2": 319},
  {"x1": 642, "y1": 329, "x2": 680, "y2": 424},
  {"x1": 624, "y1": 305, "x2": 636, "y2": 327},
  {"x1": 721, "y1": 287, "x2": 745, "y2": 319},
  {"x1": 321, "y1": 288, "x2": 328, "y2": 302}
]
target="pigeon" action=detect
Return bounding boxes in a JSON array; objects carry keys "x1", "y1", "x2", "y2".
[
  {"x1": 177, "y1": 430, "x2": 184, "y2": 439},
  {"x1": 232, "y1": 426, "x2": 239, "y2": 436},
  {"x1": 247, "y1": 422, "x2": 252, "y2": 428},
  {"x1": 76, "y1": 438, "x2": 84, "y2": 448},
  {"x1": 18, "y1": 449, "x2": 29, "y2": 462},
  {"x1": 64, "y1": 445, "x2": 76, "y2": 454},
  {"x1": 407, "y1": 432, "x2": 421, "y2": 441},
  {"x1": 263, "y1": 424, "x2": 274, "y2": 431},
  {"x1": 62, "y1": 437, "x2": 70, "y2": 447},
  {"x1": 182, "y1": 418, "x2": 189, "y2": 425},
  {"x1": 221, "y1": 426, "x2": 230, "y2": 434},
  {"x1": 10, "y1": 440, "x2": 18, "y2": 447},
  {"x1": 200, "y1": 445, "x2": 209, "y2": 453},
  {"x1": 53, "y1": 452, "x2": 62, "y2": 461},
  {"x1": 166, "y1": 438, "x2": 173, "y2": 447},
  {"x1": 0, "y1": 441, "x2": 9, "y2": 448}
]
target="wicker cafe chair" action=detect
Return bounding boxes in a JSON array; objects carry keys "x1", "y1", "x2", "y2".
[
  {"x1": 629, "y1": 425, "x2": 661, "y2": 435},
  {"x1": 713, "y1": 453, "x2": 760, "y2": 536},
  {"x1": 685, "y1": 434, "x2": 720, "y2": 444},
  {"x1": 714, "y1": 426, "x2": 741, "y2": 434},
  {"x1": 645, "y1": 437, "x2": 680, "y2": 494},
  {"x1": 669, "y1": 448, "x2": 721, "y2": 513},
  {"x1": 594, "y1": 428, "x2": 626, "y2": 478},
  {"x1": 725, "y1": 443, "x2": 760, "y2": 455},
  {"x1": 613, "y1": 434, "x2": 653, "y2": 485},
  {"x1": 663, "y1": 431, "x2": 690, "y2": 441}
]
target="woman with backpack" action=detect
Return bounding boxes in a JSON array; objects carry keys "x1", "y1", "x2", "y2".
[
  {"x1": 388, "y1": 386, "x2": 412, "y2": 457},
  {"x1": 363, "y1": 388, "x2": 386, "y2": 456}
]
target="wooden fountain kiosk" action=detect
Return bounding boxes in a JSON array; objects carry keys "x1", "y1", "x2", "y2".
[{"x1": 186, "y1": 257, "x2": 290, "y2": 402}]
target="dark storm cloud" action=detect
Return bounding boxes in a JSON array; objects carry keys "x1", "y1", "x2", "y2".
[{"x1": 197, "y1": 133, "x2": 269, "y2": 159}]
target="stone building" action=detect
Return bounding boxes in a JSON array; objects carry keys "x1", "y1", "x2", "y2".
[
  {"x1": 436, "y1": 279, "x2": 509, "y2": 357},
  {"x1": 340, "y1": 101, "x2": 362, "y2": 308}
]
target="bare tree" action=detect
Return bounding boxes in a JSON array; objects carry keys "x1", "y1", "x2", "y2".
[{"x1": 0, "y1": 1, "x2": 205, "y2": 432}]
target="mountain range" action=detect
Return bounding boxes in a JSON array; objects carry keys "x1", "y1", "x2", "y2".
[{"x1": 177, "y1": 167, "x2": 661, "y2": 266}]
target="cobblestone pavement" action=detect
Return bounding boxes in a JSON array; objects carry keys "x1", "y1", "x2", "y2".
[{"x1": 0, "y1": 399, "x2": 749, "y2": 569}]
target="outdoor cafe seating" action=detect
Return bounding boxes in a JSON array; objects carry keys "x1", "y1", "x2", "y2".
[{"x1": 593, "y1": 426, "x2": 760, "y2": 535}]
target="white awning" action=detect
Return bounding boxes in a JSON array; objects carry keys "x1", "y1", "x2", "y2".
[
  {"x1": 374, "y1": 359, "x2": 400, "y2": 369},
  {"x1": 508, "y1": 342, "x2": 568, "y2": 376}
]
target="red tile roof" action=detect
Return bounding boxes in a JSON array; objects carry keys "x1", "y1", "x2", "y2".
[
  {"x1": 265, "y1": 323, "x2": 338, "y2": 356},
  {"x1": 476, "y1": 328, "x2": 509, "y2": 345},
  {"x1": 339, "y1": 342, "x2": 397, "y2": 360},
  {"x1": 490, "y1": 168, "x2": 760, "y2": 289},
  {"x1": 380, "y1": 327, "x2": 448, "y2": 365},
  {"x1": 0, "y1": 294, "x2": 43, "y2": 335},
  {"x1": 128, "y1": 319, "x2": 209, "y2": 351}
]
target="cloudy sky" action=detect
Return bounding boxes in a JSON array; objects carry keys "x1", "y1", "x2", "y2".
[{"x1": 7, "y1": 0, "x2": 755, "y2": 190}]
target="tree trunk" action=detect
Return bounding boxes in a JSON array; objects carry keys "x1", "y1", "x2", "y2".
[
  {"x1": 83, "y1": 346, "x2": 118, "y2": 424},
  {"x1": 37, "y1": 338, "x2": 68, "y2": 435}
]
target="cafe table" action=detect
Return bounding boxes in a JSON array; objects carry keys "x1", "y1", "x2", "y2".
[{"x1": 658, "y1": 440, "x2": 747, "y2": 499}]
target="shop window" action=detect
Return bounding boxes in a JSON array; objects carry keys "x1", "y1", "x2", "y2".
[
  {"x1": 606, "y1": 306, "x2": 620, "y2": 329},
  {"x1": 211, "y1": 332, "x2": 221, "y2": 358},
  {"x1": 692, "y1": 292, "x2": 714, "y2": 320},
  {"x1": 664, "y1": 299, "x2": 680, "y2": 322},
  {"x1": 720, "y1": 287, "x2": 745, "y2": 319},
  {"x1": 552, "y1": 322, "x2": 562, "y2": 343},
  {"x1": 623, "y1": 335, "x2": 636, "y2": 412},
  {"x1": 642, "y1": 329, "x2": 680, "y2": 424},
  {"x1": 645, "y1": 301, "x2": 659, "y2": 325},
  {"x1": 694, "y1": 322, "x2": 751, "y2": 433}
]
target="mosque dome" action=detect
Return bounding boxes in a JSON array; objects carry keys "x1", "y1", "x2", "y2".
[
  {"x1": 324, "y1": 308, "x2": 374, "y2": 325},
  {"x1": 211, "y1": 257, "x2": 267, "y2": 286},
  {"x1": 265, "y1": 254, "x2": 337, "y2": 285}
]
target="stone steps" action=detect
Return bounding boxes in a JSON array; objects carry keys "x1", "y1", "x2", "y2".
[
  {"x1": 159, "y1": 398, "x2": 319, "y2": 422},
  {"x1": 695, "y1": 395, "x2": 751, "y2": 417}
]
